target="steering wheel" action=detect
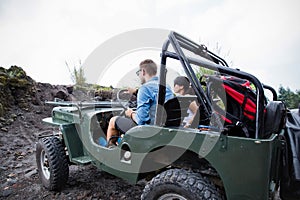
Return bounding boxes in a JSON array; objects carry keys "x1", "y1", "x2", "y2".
[
  {"x1": 116, "y1": 89, "x2": 138, "y2": 116},
  {"x1": 117, "y1": 89, "x2": 130, "y2": 108},
  {"x1": 116, "y1": 89, "x2": 132, "y2": 116}
]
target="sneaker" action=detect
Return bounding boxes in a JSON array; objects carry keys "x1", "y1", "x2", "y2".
[{"x1": 98, "y1": 137, "x2": 107, "y2": 147}]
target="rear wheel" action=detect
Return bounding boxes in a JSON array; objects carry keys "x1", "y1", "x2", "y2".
[
  {"x1": 36, "y1": 137, "x2": 69, "y2": 191},
  {"x1": 141, "y1": 168, "x2": 223, "y2": 200}
]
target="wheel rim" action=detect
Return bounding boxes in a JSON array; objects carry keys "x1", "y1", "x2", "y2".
[
  {"x1": 40, "y1": 149, "x2": 50, "y2": 180},
  {"x1": 158, "y1": 193, "x2": 188, "y2": 200}
]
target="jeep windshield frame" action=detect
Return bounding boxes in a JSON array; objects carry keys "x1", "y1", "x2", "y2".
[{"x1": 155, "y1": 31, "x2": 265, "y2": 139}]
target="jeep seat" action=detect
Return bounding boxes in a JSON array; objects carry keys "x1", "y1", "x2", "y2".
[
  {"x1": 162, "y1": 96, "x2": 197, "y2": 127},
  {"x1": 264, "y1": 101, "x2": 286, "y2": 137}
]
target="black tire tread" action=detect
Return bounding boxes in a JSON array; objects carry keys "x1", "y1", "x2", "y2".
[
  {"x1": 36, "y1": 137, "x2": 69, "y2": 191},
  {"x1": 141, "y1": 168, "x2": 222, "y2": 200}
]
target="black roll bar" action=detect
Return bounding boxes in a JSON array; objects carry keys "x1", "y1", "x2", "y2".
[
  {"x1": 157, "y1": 31, "x2": 266, "y2": 139},
  {"x1": 263, "y1": 84, "x2": 278, "y2": 101},
  {"x1": 155, "y1": 40, "x2": 169, "y2": 126}
]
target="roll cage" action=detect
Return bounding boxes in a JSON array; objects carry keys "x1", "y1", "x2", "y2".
[{"x1": 155, "y1": 31, "x2": 270, "y2": 139}]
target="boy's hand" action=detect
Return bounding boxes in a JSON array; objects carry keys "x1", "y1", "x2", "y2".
[{"x1": 125, "y1": 108, "x2": 133, "y2": 118}]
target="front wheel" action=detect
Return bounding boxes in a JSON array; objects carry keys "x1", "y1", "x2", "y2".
[
  {"x1": 141, "y1": 168, "x2": 223, "y2": 200},
  {"x1": 36, "y1": 137, "x2": 69, "y2": 191}
]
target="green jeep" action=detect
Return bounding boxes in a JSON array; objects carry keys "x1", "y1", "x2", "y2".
[{"x1": 36, "y1": 32, "x2": 300, "y2": 200}]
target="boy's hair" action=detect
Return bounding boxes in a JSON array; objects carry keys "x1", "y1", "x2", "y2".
[
  {"x1": 139, "y1": 59, "x2": 157, "y2": 76},
  {"x1": 174, "y1": 76, "x2": 190, "y2": 91}
]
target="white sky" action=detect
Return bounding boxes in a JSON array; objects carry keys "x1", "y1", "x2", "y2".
[{"x1": 0, "y1": 0, "x2": 299, "y2": 91}]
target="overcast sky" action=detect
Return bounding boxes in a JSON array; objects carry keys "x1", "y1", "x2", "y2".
[{"x1": 0, "y1": 0, "x2": 299, "y2": 91}]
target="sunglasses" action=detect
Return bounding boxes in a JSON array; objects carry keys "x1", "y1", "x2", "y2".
[{"x1": 136, "y1": 69, "x2": 141, "y2": 76}]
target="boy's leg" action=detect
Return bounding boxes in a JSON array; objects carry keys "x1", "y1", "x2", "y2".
[
  {"x1": 106, "y1": 116, "x2": 137, "y2": 145},
  {"x1": 106, "y1": 116, "x2": 118, "y2": 144}
]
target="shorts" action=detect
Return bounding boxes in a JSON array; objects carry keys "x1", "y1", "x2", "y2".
[{"x1": 115, "y1": 116, "x2": 137, "y2": 134}]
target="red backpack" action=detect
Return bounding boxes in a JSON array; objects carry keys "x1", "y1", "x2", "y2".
[{"x1": 206, "y1": 75, "x2": 260, "y2": 137}]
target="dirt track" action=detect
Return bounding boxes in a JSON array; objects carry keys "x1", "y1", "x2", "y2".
[{"x1": 0, "y1": 106, "x2": 145, "y2": 200}]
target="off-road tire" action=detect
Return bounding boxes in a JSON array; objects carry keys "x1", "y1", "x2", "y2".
[
  {"x1": 36, "y1": 137, "x2": 69, "y2": 191},
  {"x1": 141, "y1": 168, "x2": 222, "y2": 200}
]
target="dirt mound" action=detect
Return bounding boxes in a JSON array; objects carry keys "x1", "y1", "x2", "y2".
[{"x1": 0, "y1": 66, "x2": 143, "y2": 199}]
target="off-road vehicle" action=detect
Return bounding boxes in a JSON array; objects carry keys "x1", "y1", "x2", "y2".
[{"x1": 36, "y1": 32, "x2": 300, "y2": 200}]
